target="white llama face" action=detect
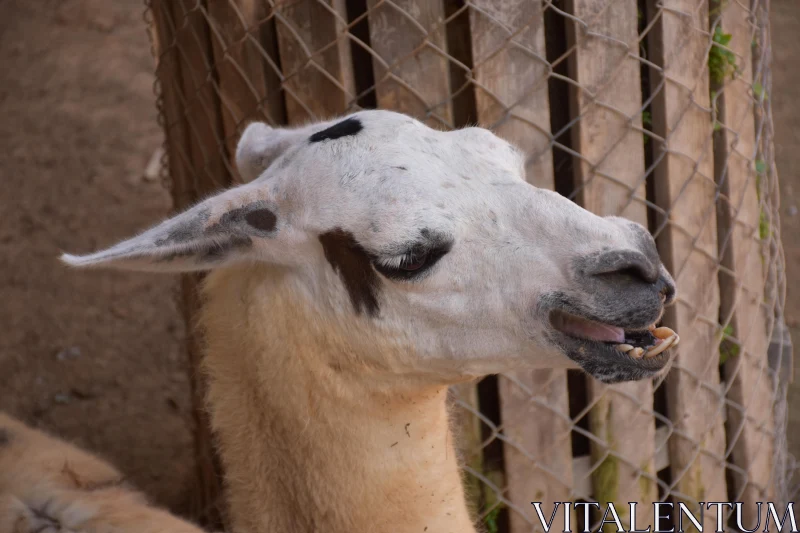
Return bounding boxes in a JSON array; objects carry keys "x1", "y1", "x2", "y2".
[{"x1": 63, "y1": 110, "x2": 678, "y2": 384}]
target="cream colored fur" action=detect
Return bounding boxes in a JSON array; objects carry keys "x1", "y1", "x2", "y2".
[
  {"x1": 0, "y1": 413, "x2": 206, "y2": 533},
  {"x1": 201, "y1": 265, "x2": 477, "y2": 533}
]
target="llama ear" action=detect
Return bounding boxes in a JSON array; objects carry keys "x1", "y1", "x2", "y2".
[
  {"x1": 236, "y1": 122, "x2": 305, "y2": 183},
  {"x1": 235, "y1": 116, "x2": 354, "y2": 182},
  {"x1": 61, "y1": 185, "x2": 281, "y2": 273}
]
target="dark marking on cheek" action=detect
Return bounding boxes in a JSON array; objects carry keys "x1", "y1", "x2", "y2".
[
  {"x1": 245, "y1": 208, "x2": 277, "y2": 232},
  {"x1": 460, "y1": 174, "x2": 471, "y2": 181},
  {"x1": 0, "y1": 428, "x2": 10, "y2": 447},
  {"x1": 442, "y1": 182, "x2": 456, "y2": 189},
  {"x1": 309, "y1": 117, "x2": 363, "y2": 143},
  {"x1": 393, "y1": 166, "x2": 408, "y2": 171},
  {"x1": 319, "y1": 229, "x2": 381, "y2": 317}
]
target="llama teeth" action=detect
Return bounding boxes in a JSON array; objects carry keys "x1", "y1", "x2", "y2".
[
  {"x1": 617, "y1": 343, "x2": 634, "y2": 353},
  {"x1": 631, "y1": 347, "x2": 644, "y2": 358},
  {"x1": 644, "y1": 335, "x2": 675, "y2": 357},
  {"x1": 652, "y1": 326, "x2": 676, "y2": 340}
]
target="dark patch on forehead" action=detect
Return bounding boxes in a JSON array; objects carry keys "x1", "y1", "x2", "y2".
[
  {"x1": 319, "y1": 229, "x2": 380, "y2": 317},
  {"x1": 0, "y1": 428, "x2": 10, "y2": 447},
  {"x1": 309, "y1": 117, "x2": 363, "y2": 143}
]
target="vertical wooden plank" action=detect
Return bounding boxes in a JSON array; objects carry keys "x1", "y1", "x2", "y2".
[
  {"x1": 566, "y1": 0, "x2": 657, "y2": 517},
  {"x1": 500, "y1": 370, "x2": 574, "y2": 532},
  {"x1": 469, "y1": 0, "x2": 554, "y2": 189},
  {"x1": 714, "y1": 0, "x2": 774, "y2": 514},
  {"x1": 365, "y1": 0, "x2": 453, "y2": 128},
  {"x1": 469, "y1": 4, "x2": 567, "y2": 531},
  {"x1": 207, "y1": 0, "x2": 286, "y2": 182},
  {"x1": 647, "y1": 0, "x2": 728, "y2": 507},
  {"x1": 274, "y1": 0, "x2": 356, "y2": 123},
  {"x1": 150, "y1": 0, "x2": 232, "y2": 528}
]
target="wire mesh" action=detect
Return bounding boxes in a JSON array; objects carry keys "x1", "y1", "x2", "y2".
[{"x1": 144, "y1": 0, "x2": 792, "y2": 530}]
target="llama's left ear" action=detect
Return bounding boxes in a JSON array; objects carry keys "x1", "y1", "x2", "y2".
[
  {"x1": 235, "y1": 116, "x2": 352, "y2": 182},
  {"x1": 236, "y1": 121, "x2": 311, "y2": 182},
  {"x1": 61, "y1": 184, "x2": 283, "y2": 273}
]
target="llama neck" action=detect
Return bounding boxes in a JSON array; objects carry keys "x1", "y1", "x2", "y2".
[{"x1": 200, "y1": 267, "x2": 476, "y2": 533}]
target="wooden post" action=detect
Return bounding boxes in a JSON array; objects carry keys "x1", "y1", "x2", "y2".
[
  {"x1": 469, "y1": 2, "x2": 571, "y2": 531},
  {"x1": 566, "y1": 0, "x2": 657, "y2": 520},
  {"x1": 150, "y1": 0, "x2": 233, "y2": 528},
  {"x1": 647, "y1": 0, "x2": 728, "y2": 508},
  {"x1": 469, "y1": 0, "x2": 554, "y2": 188},
  {"x1": 207, "y1": 0, "x2": 286, "y2": 183},
  {"x1": 366, "y1": 0, "x2": 453, "y2": 128},
  {"x1": 713, "y1": 0, "x2": 775, "y2": 516},
  {"x1": 273, "y1": 0, "x2": 356, "y2": 123}
]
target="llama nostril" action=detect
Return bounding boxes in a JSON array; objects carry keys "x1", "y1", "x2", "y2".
[
  {"x1": 587, "y1": 249, "x2": 659, "y2": 285},
  {"x1": 656, "y1": 276, "x2": 677, "y2": 304}
]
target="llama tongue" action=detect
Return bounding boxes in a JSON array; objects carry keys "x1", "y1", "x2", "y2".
[{"x1": 554, "y1": 313, "x2": 625, "y2": 343}]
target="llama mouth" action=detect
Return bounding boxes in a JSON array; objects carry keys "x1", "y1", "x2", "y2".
[{"x1": 549, "y1": 309, "x2": 679, "y2": 359}]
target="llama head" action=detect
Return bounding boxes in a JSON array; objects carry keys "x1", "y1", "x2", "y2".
[{"x1": 63, "y1": 110, "x2": 677, "y2": 384}]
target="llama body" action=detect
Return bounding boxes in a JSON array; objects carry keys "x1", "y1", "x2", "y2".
[
  {"x1": 2, "y1": 110, "x2": 678, "y2": 532},
  {"x1": 0, "y1": 413, "x2": 205, "y2": 533}
]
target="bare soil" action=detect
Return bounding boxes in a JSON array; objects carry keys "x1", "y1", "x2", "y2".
[{"x1": 0, "y1": 0, "x2": 194, "y2": 512}]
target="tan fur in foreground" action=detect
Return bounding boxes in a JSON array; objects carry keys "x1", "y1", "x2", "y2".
[{"x1": 0, "y1": 413, "x2": 205, "y2": 533}]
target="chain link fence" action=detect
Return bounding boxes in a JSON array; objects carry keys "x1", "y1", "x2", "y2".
[{"x1": 144, "y1": 0, "x2": 792, "y2": 530}]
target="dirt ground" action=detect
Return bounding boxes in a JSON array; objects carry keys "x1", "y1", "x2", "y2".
[
  {"x1": 0, "y1": 0, "x2": 798, "y2": 516},
  {"x1": 0, "y1": 0, "x2": 193, "y2": 512}
]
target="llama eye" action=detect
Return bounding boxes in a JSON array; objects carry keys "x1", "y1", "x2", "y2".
[
  {"x1": 399, "y1": 251, "x2": 427, "y2": 271},
  {"x1": 372, "y1": 244, "x2": 450, "y2": 281}
]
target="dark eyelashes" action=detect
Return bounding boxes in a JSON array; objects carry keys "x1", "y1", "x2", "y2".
[{"x1": 371, "y1": 242, "x2": 452, "y2": 281}]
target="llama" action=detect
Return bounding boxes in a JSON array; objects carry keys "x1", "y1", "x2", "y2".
[
  {"x1": 0, "y1": 413, "x2": 207, "y2": 533},
  {"x1": 2, "y1": 110, "x2": 678, "y2": 533}
]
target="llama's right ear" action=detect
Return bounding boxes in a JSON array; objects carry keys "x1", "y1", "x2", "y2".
[
  {"x1": 60, "y1": 183, "x2": 288, "y2": 273},
  {"x1": 236, "y1": 122, "x2": 303, "y2": 183}
]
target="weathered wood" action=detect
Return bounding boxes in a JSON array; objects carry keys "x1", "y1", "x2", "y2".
[
  {"x1": 366, "y1": 0, "x2": 453, "y2": 128},
  {"x1": 274, "y1": 0, "x2": 356, "y2": 123},
  {"x1": 469, "y1": 0, "x2": 554, "y2": 188},
  {"x1": 646, "y1": 0, "x2": 728, "y2": 508},
  {"x1": 207, "y1": 0, "x2": 286, "y2": 183},
  {"x1": 150, "y1": 0, "x2": 233, "y2": 528},
  {"x1": 713, "y1": 0, "x2": 774, "y2": 516},
  {"x1": 498, "y1": 370, "x2": 574, "y2": 532},
  {"x1": 566, "y1": 0, "x2": 657, "y2": 519},
  {"x1": 468, "y1": 2, "x2": 568, "y2": 531}
]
